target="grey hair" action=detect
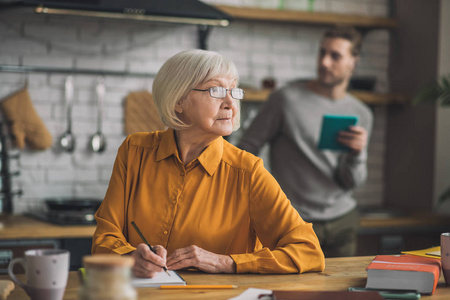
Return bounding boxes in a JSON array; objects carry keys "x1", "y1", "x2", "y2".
[{"x1": 152, "y1": 49, "x2": 240, "y2": 131}]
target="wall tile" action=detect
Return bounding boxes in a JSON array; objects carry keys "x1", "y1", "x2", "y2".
[{"x1": 0, "y1": 0, "x2": 390, "y2": 212}]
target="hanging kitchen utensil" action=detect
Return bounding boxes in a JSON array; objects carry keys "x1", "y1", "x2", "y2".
[
  {"x1": 58, "y1": 75, "x2": 76, "y2": 152},
  {"x1": 90, "y1": 76, "x2": 107, "y2": 153}
]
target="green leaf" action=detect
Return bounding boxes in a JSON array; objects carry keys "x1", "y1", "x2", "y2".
[
  {"x1": 437, "y1": 185, "x2": 450, "y2": 207},
  {"x1": 413, "y1": 74, "x2": 450, "y2": 106}
]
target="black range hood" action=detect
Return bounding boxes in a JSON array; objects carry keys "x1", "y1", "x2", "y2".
[{"x1": 19, "y1": 0, "x2": 231, "y2": 26}]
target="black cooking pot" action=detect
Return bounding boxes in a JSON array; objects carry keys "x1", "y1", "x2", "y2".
[{"x1": 45, "y1": 198, "x2": 102, "y2": 211}]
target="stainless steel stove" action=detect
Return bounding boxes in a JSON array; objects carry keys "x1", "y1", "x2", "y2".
[
  {"x1": 26, "y1": 209, "x2": 97, "y2": 225},
  {"x1": 26, "y1": 198, "x2": 102, "y2": 226}
]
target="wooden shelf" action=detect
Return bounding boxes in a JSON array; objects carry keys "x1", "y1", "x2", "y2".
[
  {"x1": 242, "y1": 88, "x2": 409, "y2": 105},
  {"x1": 350, "y1": 90, "x2": 409, "y2": 105},
  {"x1": 215, "y1": 5, "x2": 398, "y2": 29},
  {"x1": 242, "y1": 88, "x2": 272, "y2": 102}
]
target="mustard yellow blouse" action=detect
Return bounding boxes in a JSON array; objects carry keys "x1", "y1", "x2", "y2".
[{"x1": 92, "y1": 128, "x2": 325, "y2": 274}]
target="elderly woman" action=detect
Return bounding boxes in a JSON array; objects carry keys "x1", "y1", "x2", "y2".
[{"x1": 92, "y1": 49, "x2": 324, "y2": 277}]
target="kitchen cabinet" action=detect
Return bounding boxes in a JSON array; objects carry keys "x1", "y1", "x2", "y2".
[
  {"x1": 0, "y1": 238, "x2": 59, "y2": 274},
  {"x1": 2, "y1": 212, "x2": 446, "y2": 270},
  {"x1": 356, "y1": 210, "x2": 450, "y2": 256},
  {"x1": 0, "y1": 215, "x2": 95, "y2": 272}
]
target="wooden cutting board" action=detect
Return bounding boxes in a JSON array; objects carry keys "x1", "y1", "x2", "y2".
[{"x1": 124, "y1": 90, "x2": 166, "y2": 134}]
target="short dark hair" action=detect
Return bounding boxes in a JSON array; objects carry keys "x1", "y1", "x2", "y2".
[{"x1": 322, "y1": 26, "x2": 362, "y2": 57}]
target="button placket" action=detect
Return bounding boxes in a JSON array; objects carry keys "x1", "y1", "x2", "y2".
[{"x1": 164, "y1": 164, "x2": 185, "y2": 244}]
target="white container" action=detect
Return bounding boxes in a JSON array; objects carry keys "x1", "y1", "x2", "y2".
[{"x1": 78, "y1": 254, "x2": 137, "y2": 300}]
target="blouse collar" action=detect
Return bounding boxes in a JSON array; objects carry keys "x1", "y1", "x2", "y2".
[{"x1": 156, "y1": 128, "x2": 223, "y2": 176}]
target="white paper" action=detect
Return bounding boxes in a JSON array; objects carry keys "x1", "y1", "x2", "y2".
[
  {"x1": 131, "y1": 270, "x2": 186, "y2": 287},
  {"x1": 227, "y1": 288, "x2": 272, "y2": 300},
  {"x1": 426, "y1": 250, "x2": 441, "y2": 257}
]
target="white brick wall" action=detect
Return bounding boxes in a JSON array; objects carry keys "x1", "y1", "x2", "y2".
[{"x1": 0, "y1": 0, "x2": 390, "y2": 213}]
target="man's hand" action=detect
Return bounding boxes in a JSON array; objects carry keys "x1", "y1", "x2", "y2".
[
  {"x1": 337, "y1": 125, "x2": 368, "y2": 153},
  {"x1": 131, "y1": 243, "x2": 167, "y2": 278},
  {"x1": 166, "y1": 245, "x2": 236, "y2": 274}
]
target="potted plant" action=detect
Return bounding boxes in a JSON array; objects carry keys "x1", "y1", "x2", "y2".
[{"x1": 413, "y1": 74, "x2": 450, "y2": 208}]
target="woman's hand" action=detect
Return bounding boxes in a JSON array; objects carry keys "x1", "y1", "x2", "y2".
[
  {"x1": 337, "y1": 125, "x2": 368, "y2": 153},
  {"x1": 166, "y1": 245, "x2": 236, "y2": 274},
  {"x1": 131, "y1": 243, "x2": 168, "y2": 278}
]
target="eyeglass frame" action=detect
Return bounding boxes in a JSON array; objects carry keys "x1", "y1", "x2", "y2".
[{"x1": 191, "y1": 86, "x2": 245, "y2": 100}]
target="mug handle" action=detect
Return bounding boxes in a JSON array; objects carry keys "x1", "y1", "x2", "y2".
[{"x1": 8, "y1": 257, "x2": 28, "y2": 293}]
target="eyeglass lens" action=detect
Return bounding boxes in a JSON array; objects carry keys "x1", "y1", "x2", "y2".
[{"x1": 210, "y1": 87, "x2": 244, "y2": 100}]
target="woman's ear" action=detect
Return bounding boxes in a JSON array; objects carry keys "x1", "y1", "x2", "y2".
[{"x1": 175, "y1": 99, "x2": 184, "y2": 114}]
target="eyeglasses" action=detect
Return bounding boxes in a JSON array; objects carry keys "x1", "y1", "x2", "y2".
[{"x1": 192, "y1": 86, "x2": 245, "y2": 100}]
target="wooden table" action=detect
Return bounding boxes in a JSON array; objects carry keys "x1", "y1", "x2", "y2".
[{"x1": 3, "y1": 256, "x2": 449, "y2": 299}]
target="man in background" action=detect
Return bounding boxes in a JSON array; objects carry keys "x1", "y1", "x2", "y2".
[{"x1": 238, "y1": 26, "x2": 373, "y2": 257}]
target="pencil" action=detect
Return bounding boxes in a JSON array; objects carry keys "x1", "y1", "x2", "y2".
[
  {"x1": 131, "y1": 221, "x2": 170, "y2": 276},
  {"x1": 160, "y1": 285, "x2": 238, "y2": 289}
]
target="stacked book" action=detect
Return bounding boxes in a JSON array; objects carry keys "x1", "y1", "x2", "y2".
[{"x1": 365, "y1": 254, "x2": 442, "y2": 295}]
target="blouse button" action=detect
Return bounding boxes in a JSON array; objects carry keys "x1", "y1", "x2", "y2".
[{"x1": 163, "y1": 230, "x2": 168, "y2": 235}]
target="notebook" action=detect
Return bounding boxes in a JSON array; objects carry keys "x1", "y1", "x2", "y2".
[
  {"x1": 131, "y1": 270, "x2": 186, "y2": 287},
  {"x1": 401, "y1": 246, "x2": 441, "y2": 258}
]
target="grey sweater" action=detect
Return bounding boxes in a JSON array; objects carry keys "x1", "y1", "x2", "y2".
[{"x1": 238, "y1": 81, "x2": 373, "y2": 221}]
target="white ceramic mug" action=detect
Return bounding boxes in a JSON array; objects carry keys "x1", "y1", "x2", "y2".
[
  {"x1": 8, "y1": 249, "x2": 70, "y2": 300},
  {"x1": 442, "y1": 233, "x2": 450, "y2": 285}
]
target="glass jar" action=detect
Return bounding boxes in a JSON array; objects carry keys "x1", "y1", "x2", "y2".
[{"x1": 78, "y1": 254, "x2": 137, "y2": 300}]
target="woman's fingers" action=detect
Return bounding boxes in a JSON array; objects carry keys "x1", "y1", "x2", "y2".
[
  {"x1": 151, "y1": 245, "x2": 168, "y2": 262},
  {"x1": 166, "y1": 245, "x2": 195, "y2": 268},
  {"x1": 131, "y1": 243, "x2": 167, "y2": 278},
  {"x1": 166, "y1": 245, "x2": 235, "y2": 273}
]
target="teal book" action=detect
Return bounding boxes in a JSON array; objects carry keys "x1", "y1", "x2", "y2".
[{"x1": 318, "y1": 114, "x2": 358, "y2": 151}]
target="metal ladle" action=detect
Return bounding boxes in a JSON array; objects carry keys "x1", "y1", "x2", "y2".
[
  {"x1": 58, "y1": 75, "x2": 76, "y2": 152},
  {"x1": 90, "y1": 76, "x2": 106, "y2": 153}
]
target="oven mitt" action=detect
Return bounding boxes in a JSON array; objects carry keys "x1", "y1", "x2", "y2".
[
  {"x1": 124, "y1": 90, "x2": 166, "y2": 134},
  {"x1": 0, "y1": 87, "x2": 53, "y2": 150}
]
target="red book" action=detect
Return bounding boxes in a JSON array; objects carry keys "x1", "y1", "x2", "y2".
[{"x1": 365, "y1": 254, "x2": 442, "y2": 294}]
